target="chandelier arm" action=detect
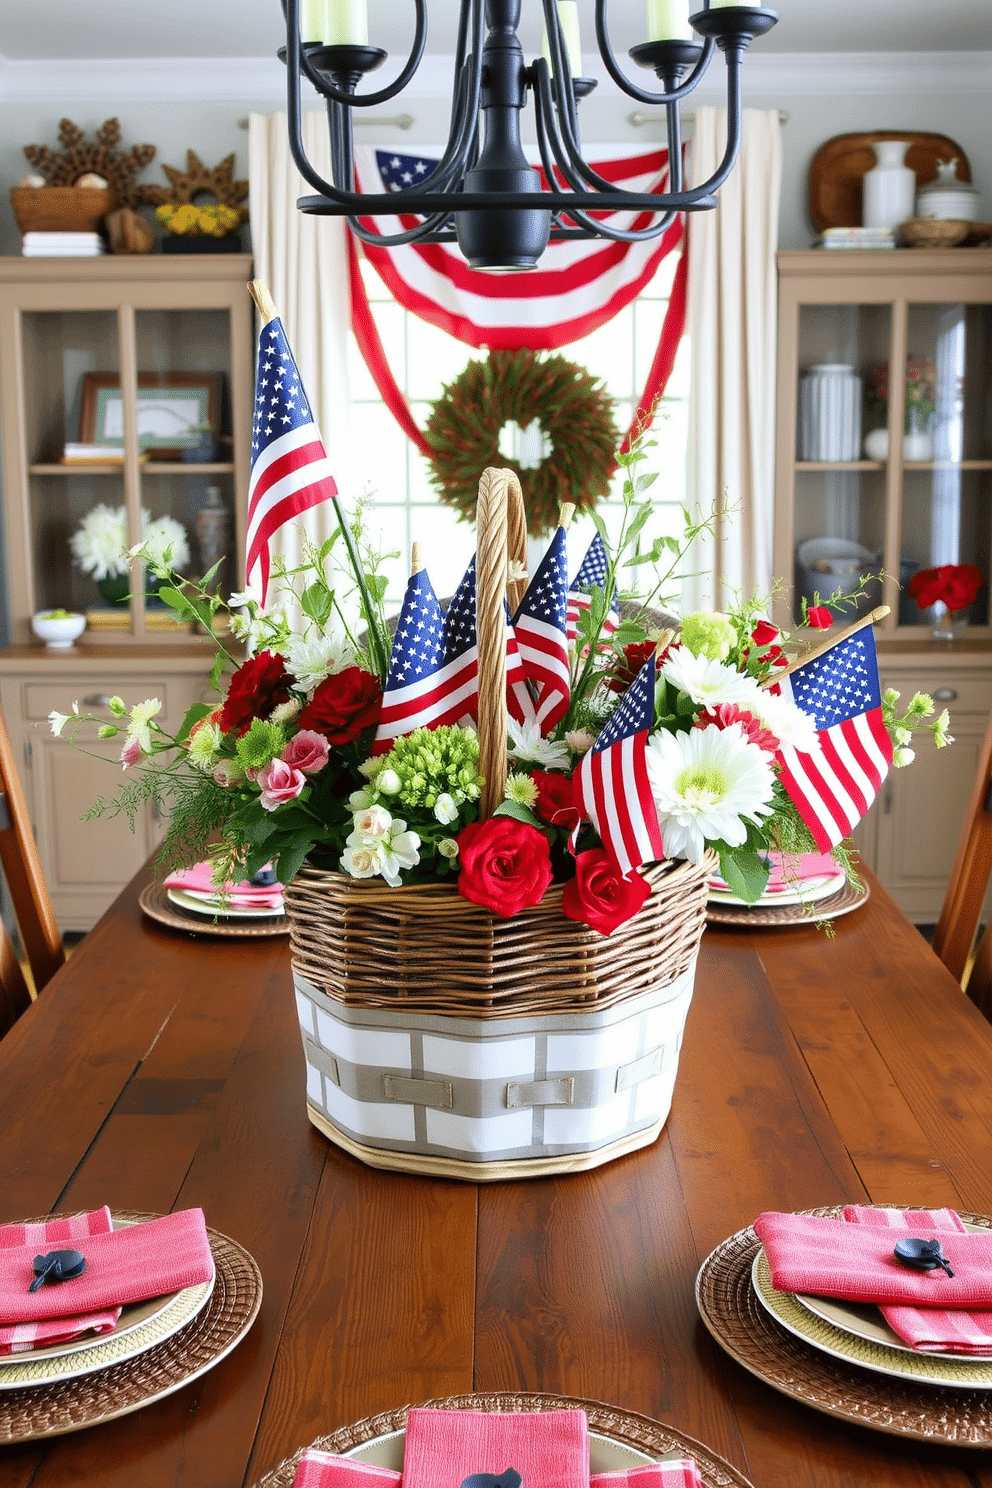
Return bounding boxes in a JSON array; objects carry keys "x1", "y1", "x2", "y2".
[
  {"x1": 667, "y1": 100, "x2": 684, "y2": 191},
  {"x1": 593, "y1": 0, "x2": 715, "y2": 105},
  {"x1": 291, "y1": 0, "x2": 430, "y2": 108},
  {"x1": 345, "y1": 213, "x2": 456, "y2": 248},
  {"x1": 533, "y1": 68, "x2": 590, "y2": 199},
  {"x1": 675, "y1": 46, "x2": 744, "y2": 202},
  {"x1": 409, "y1": 25, "x2": 485, "y2": 193},
  {"x1": 537, "y1": 61, "x2": 670, "y2": 201},
  {"x1": 555, "y1": 205, "x2": 679, "y2": 243}
]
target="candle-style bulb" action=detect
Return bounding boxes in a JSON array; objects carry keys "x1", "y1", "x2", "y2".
[
  {"x1": 541, "y1": 0, "x2": 583, "y2": 73},
  {"x1": 321, "y1": 0, "x2": 369, "y2": 46},
  {"x1": 646, "y1": 0, "x2": 691, "y2": 40}
]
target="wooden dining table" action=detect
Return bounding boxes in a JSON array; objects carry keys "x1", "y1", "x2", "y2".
[{"x1": 2, "y1": 862, "x2": 992, "y2": 1488}]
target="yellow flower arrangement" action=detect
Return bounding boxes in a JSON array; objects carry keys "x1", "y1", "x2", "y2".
[{"x1": 155, "y1": 202, "x2": 241, "y2": 238}]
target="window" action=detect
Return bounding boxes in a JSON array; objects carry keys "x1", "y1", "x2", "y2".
[{"x1": 347, "y1": 249, "x2": 689, "y2": 609}]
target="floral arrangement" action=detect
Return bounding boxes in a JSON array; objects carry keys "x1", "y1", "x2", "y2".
[
  {"x1": 154, "y1": 203, "x2": 241, "y2": 238},
  {"x1": 866, "y1": 355, "x2": 937, "y2": 432},
  {"x1": 907, "y1": 563, "x2": 984, "y2": 615},
  {"x1": 70, "y1": 505, "x2": 190, "y2": 582},
  {"x1": 50, "y1": 443, "x2": 952, "y2": 932}
]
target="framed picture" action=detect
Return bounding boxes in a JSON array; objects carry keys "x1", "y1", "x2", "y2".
[{"x1": 79, "y1": 373, "x2": 223, "y2": 458}]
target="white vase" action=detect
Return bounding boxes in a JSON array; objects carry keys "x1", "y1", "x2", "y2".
[{"x1": 862, "y1": 140, "x2": 916, "y2": 229}]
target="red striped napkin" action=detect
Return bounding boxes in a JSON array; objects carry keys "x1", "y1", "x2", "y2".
[
  {"x1": 402, "y1": 1407, "x2": 589, "y2": 1488},
  {"x1": 844, "y1": 1205, "x2": 992, "y2": 1355},
  {"x1": 291, "y1": 1437, "x2": 704, "y2": 1488},
  {"x1": 0, "y1": 1208, "x2": 120, "y2": 1354},
  {"x1": 0, "y1": 1208, "x2": 214, "y2": 1326},
  {"x1": 753, "y1": 1210, "x2": 992, "y2": 1308}
]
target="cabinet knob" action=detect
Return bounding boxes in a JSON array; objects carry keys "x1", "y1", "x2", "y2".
[
  {"x1": 82, "y1": 693, "x2": 114, "y2": 707},
  {"x1": 933, "y1": 687, "x2": 958, "y2": 701}
]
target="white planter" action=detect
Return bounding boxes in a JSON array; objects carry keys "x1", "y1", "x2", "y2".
[
  {"x1": 863, "y1": 428, "x2": 889, "y2": 461},
  {"x1": 294, "y1": 961, "x2": 698, "y2": 1180}
]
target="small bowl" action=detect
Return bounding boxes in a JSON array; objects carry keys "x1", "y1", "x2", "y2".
[
  {"x1": 900, "y1": 217, "x2": 970, "y2": 248},
  {"x1": 31, "y1": 610, "x2": 87, "y2": 649}
]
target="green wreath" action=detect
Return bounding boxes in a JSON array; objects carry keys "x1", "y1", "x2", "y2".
[{"x1": 424, "y1": 348, "x2": 618, "y2": 538}]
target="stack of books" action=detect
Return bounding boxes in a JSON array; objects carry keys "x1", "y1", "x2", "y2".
[
  {"x1": 818, "y1": 226, "x2": 899, "y2": 251},
  {"x1": 85, "y1": 607, "x2": 191, "y2": 633},
  {"x1": 22, "y1": 232, "x2": 105, "y2": 257},
  {"x1": 61, "y1": 443, "x2": 124, "y2": 465}
]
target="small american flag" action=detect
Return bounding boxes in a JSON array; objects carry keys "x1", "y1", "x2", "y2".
[
  {"x1": 246, "y1": 317, "x2": 338, "y2": 606},
  {"x1": 773, "y1": 626, "x2": 893, "y2": 851},
  {"x1": 573, "y1": 652, "x2": 664, "y2": 876},
  {"x1": 566, "y1": 534, "x2": 620, "y2": 644},
  {"x1": 512, "y1": 526, "x2": 571, "y2": 732},
  {"x1": 445, "y1": 558, "x2": 536, "y2": 726},
  {"x1": 372, "y1": 568, "x2": 476, "y2": 754}
]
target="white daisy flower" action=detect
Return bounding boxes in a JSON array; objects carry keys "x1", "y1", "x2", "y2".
[
  {"x1": 507, "y1": 716, "x2": 570, "y2": 771},
  {"x1": 645, "y1": 725, "x2": 776, "y2": 866},
  {"x1": 661, "y1": 648, "x2": 762, "y2": 710}
]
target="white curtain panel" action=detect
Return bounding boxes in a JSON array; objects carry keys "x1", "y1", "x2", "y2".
[
  {"x1": 247, "y1": 113, "x2": 355, "y2": 591},
  {"x1": 683, "y1": 108, "x2": 782, "y2": 614}
]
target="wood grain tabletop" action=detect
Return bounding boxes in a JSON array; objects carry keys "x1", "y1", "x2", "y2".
[{"x1": 1, "y1": 865, "x2": 991, "y2": 1488}]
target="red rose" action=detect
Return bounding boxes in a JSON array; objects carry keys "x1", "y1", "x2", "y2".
[
  {"x1": 805, "y1": 606, "x2": 833, "y2": 629},
  {"x1": 561, "y1": 850, "x2": 651, "y2": 936},
  {"x1": 908, "y1": 564, "x2": 984, "y2": 613},
  {"x1": 531, "y1": 770, "x2": 580, "y2": 832},
  {"x1": 750, "y1": 619, "x2": 780, "y2": 647},
  {"x1": 219, "y1": 650, "x2": 291, "y2": 736},
  {"x1": 607, "y1": 639, "x2": 660, "y2": 694},
  {"x1": 456, "y1": 818, "x2": 553, "y2": 919},
  {"x1": 295, "y1": 667, "x2": 382, "y2": 745}
]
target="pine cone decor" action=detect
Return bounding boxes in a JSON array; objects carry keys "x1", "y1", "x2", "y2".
[{"x1": 22, "y1": 118, "x2": 155, "y2": 209}]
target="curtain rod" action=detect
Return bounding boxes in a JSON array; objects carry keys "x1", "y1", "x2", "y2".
[
  {"x1": 239, "y1": 113, "x2": 414, "y2": 129},
  {"x1": 629, "y1": 107, "x2": 789, "y2": 125}
]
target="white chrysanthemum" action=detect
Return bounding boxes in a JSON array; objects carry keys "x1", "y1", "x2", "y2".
[
  {"x1": 187, "y1": 721, "x2": 222, "y2": 771},
  {"x1": 661, "y1": 648, "x2": 762, "y2": 710},
  {"x1": 505, "y1": 772, "x2": 538, "y2": 807},
  {"x1": 745, "y1": 687, "x2": 820, "y2": 754},
  {"x1": 507, "y1": 716, "x2": 570, "y2": 771},
  {"x1": 645, "y1": 725, "x2": 776, "y2": 866},
  {"x1": 125, "y1": 698, "x2": 162, "y2": 753},
  {"x1": 70, "y1": 504, "x2": 130, "y2": 580},
  {"x1": 284, "y1": 631, "x2": 356, "y2": 694},
  {"x1": 143, "y1": 515, "x2": 191, "y2": 574}
]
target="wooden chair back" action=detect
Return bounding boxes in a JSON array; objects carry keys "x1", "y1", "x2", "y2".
[
  {"x1": 0, "y1": 705, "x2": 64, "y2": 1037},
  {"x1": 932, "y1": 708, "x2": 992, "y2": 1016}
]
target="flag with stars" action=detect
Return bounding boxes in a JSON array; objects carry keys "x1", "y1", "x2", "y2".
[
  {"x1": 444, "y1": 558, "x2": 537, "y2": 727},
  {"x1": 512, "y1": 525, "x2": 571, "y2": 732},
  {"x1": 372, "y1": 566, "x2": 476, "y2": 754},
  {"x1": 573, "y1": 653, "x2": 664, "y2": 877},
  {"x1": 772, "y1": 625, "x2": 893, "y2": 851},
  {"x1": 246, "y1": 317, "x2": 338, "y2": 606},
  {"x1": 566, "y1": 533, "x2": 620, "y2": 643}
]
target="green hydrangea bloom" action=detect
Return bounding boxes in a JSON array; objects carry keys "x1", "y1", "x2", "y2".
[
  {"x1": 374, "y1": 725, "x2": 484, "y2": 811},
  {"x1": 680, "y1": 611, "x2": 738, "y2": 662},
  {"x1": 235, "y1": 718, "x2": 285, "y2": 771}
]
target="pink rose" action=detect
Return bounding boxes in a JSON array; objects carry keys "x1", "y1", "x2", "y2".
[
  {"x1": 282, "y1": 729, "x2": 330, "y2": 775},
  {"x1": 257, "y1": 757, "x2": 307, "y2": 812}
]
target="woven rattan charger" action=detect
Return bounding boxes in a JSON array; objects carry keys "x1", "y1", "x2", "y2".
[
  {"x1": 252, "y1": 1393, "x2": 754, "y2": 1488},
  {"x1": 285, "y1": 468, "x2": 712, "y2": 1180}
]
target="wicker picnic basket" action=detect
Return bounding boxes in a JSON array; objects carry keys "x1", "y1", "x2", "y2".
[
  {"x1": 285, "y1": 467, "x2": 712, "y2": 1181},
  {"x1": 10, "y1": 185, "x2": 116, "y2": 234}
]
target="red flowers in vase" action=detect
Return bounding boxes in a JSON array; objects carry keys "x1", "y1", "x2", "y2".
[{"x1": 907, "y1": 564, "x2": 984, "y2": 615}]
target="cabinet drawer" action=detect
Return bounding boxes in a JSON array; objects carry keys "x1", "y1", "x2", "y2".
[
  {"x1": 23, "y1": 678, "x2": 176, "y2": 722},
  {"x1": 879, "y1": 671, "x2": 992, "y2": 718}
]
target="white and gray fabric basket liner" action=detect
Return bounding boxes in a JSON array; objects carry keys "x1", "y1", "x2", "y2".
[{"x1": 294, "y1": 961, "x2": 696, "y2": 1163}]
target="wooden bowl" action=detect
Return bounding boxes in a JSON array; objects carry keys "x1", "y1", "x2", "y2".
[
  {"x1": 901, "y1": 217, "x2": 971, "y2": 248},
  {"x1": 10, "y1": 185, "x2": 116, "y2": 234}
]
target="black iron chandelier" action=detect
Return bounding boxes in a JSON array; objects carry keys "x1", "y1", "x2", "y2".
[{"x1": 280, "y1": 0, "x2": 778, "y2": 271}]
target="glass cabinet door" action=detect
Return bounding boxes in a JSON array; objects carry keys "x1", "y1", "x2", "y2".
[
  {"x1": 791, "y1": 302, "x2": 891, "y2": 627},
  {"x1": 898, "y1": 301, "x2": 992, "y2": 629}
]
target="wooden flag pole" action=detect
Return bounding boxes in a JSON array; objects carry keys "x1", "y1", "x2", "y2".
[
  {"x1": 766, "y1": 605, "x2": 890, "y2": 686},
  {"x1": 246, "y1": 277, "x2": 390, "y2": 677}
]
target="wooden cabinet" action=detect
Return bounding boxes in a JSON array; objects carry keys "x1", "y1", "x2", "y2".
[
  {"x1": 775, "y1": 251, "x2": 992, "y2": 921},
  {"x1": 0, "y1": 256, "x2": 254, "y2": 928}
]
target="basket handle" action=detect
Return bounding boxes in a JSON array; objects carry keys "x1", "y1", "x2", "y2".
[{"x1": 476, "y1": 467, "x2": 527, "y2": 819}]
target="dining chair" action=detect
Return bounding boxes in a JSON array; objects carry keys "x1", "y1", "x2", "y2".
[
  {"x1": 932, "y1": 709, "x2": 992, "y2": 1017},
  {"x1": 0, "y1": 704, "x2": 64, "y2": 1038}
]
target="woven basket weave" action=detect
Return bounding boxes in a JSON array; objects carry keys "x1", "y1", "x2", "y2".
[
  {"x1": 286, "y1": 467, "x2": 710, "y2": 1179},
  {"x1": 10, "y1": 186, "x2": 116, "y2": 234}
]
